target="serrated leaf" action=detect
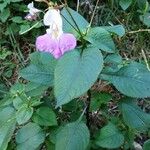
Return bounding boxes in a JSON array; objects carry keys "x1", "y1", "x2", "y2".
[
  {"x1": 20, "y1": 52, "x2": 56, "y2": 86},
  {"x1": 56, "y1": 121, "x2": 90, "y2": 150},
  {"x1": 32, "y1": 107, "x2": 57, "y2": 126},
  {"x1": 16, "y1": 123, "x2": 45, "y2": 150},
  {"x1": 16, "y1": 105, "x2": 33, "y2": 125},
  {"x1": 86, "y1": 27, "x2": 115, "y2": 53},
  {"x1": 54, "y1": 47, "x2": 103, "y2": 107},
  {"x1": 13, "y1": 96, "x2": 24, "y2": 110},
  {"x1": 119, "y1": 0, "x2": 132, "y2": 10},
  {"x1": 10, "y1": 83, "x2": 25, "y2": 95},
  {"x1": 95, "y1": 122, "x2": 124, "y2": 149},
  {"x1": 119, "y1": 98, "x2": 150, "y2": 130},
  {"x1": 0, "y1": 107, "x2": 16, "y2": 150},
  {"x1": 25, "y1": 82, "x2": 48, "y2": 97},
  {"x1": 0, "y1": 96, "x2": 12, "y2": 107},
  {"x1": 101, "y1": 62, "x2": 150, "y2": 98}
]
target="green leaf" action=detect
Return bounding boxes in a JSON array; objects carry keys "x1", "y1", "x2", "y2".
[
  {"x1": 10, "y1": 83, "x2": 25, "y2": 95},
  {"x1": 143, "y1": 139, "x2": 150, "y2": 150},
  {"x1": 0, "y1": 107, "x2": 16, "y2": 150},
  {"x1": 0, "y1": 48, "x2": 12, "y2": 60},
  {"x1": 12, "y1": 91, "x2": 29, "y2": 110},
  {"x1": 105, "y1": 54, "x2": 122, "y2": 64},
  {"x1": 45, "y1": 140, "x2": 55, "y2": 150},
  {"x1": 16, "y1": 123, "x2": 45, "y2": 150},
  {"x1": 101, "y1": 62, "x2": 150, "y2": 98},
  {"x1": 25, "y1": 82, "x2": 48, "y2": 97},
  {"x1": 137, "y1": 0, "x2": 148, "y2": 12},
  {"x1": 56, "y1": 121, "x2": 90, "y2": 150},
  {"x1": 11, "y1": 16, "x2": 24, "y2": 23},
  {"x1": 54, "y1": 47, "x2": 103, "y2": 107},
  {"x1": 32, "y1": 107, "x2": 57, "y2": 126},
  {"x1": 13, "y1": 96, "x2": 24, "y2": 110},
  {"x1": 95, "y1": 122, "x2": 124, "y2": 149},
  {"x1": 20, "y1": 65, "x2": 52, "y2": 85},
  {"x1": 61, "y1": 7, "x2": 89, "y2": 34},
  {"x1": 19, "y1": 24, "x2": 30, "y2": 35},
  {"x1": 5, "y1": 0, "x2": 11, "y2": 4},
  {"x1": 0, "y1": 2, "x2": 7, "y2": 12},
  {"x1": 90, "y1": 92, "x2": 112, "y2": 111},
  {"x1": 0, "y1": 8, "x2": 10, "y2": 22},
  {"x1": 140, "y1": 13, "x2": 150, "y2": 27},
  {"x1": 20, "y1": 52, "x2": 56, "y2": 86},
  {"x1": 0, "y1": 84, "x2": 8, "y2": 98},
  {"x1": 30, "y1": 98, "x2": 42, "y2": 107},
  {"x1": 16, "y1": 105, "x2": 33, "y2": 125},
  {"x1": 86, "y1": 27, "x2": 115, "y2": 53},
  {"x1": 104, "y1": 54, "x2": 123, "y2": 73},
  {"x1": 119, "y1": 98, "x2": 150, "y2": 130},
  {"x1": 0, "y1": 96, "x2": 12, "y2": 107},
  {"x1": 119, "y1": 0, "x2": 132, "y2": 10},
  {"x1": 5, "y1": 22, "x2": 20, "y2": 35},
  {"x1": 102, "y1": 25, "x2": 125, "y2": 37}
]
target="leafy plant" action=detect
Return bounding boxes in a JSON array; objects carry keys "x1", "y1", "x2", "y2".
[{"x1": 0, "y1": 0, "x2": 150, "y2": 150}]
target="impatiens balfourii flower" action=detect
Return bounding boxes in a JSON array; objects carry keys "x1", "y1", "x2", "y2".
[
  {"x1": 36, "y1": 8, "x2": 77, "y2": 59},
  {"x1": 25, "y1": 2, "x2": 41, "y2": 21}
]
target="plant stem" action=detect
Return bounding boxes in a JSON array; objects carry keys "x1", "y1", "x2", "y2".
[
  {"x1": 141, "y1": 49, "x2": 150, "y2": 71},
  {"x1": 86, "y1": 90, "x2": 91, "y2": 129},
  {"x1": 86, "y1": 0, "x2": 100, "y2": 34},
  {"x1": 127, "y1": 29, "x2": 150, "y2": 34},
  {"x1": 77, "y1": 0, "x2": 80, "y2": 12},
  {"x1": 78, "y1": 106, "x2": 87, "y2": 122}
]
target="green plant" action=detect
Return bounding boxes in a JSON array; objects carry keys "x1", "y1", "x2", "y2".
[{"x1": 0, "y1": 0, "x2": 150, "y2": 150}]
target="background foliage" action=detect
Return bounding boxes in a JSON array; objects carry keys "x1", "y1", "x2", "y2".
[{"x1": 0, "y1": 0, "x2": 150, "y2": 150}]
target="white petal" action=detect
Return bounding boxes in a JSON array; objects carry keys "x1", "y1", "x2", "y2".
[
  {"x1": 43, "y1": 9, "x2": 62, "y2": 28},
  {"x1": 46, "y1": 28, "x2": 54, "y2": 35},
  {"x1": 27, "y1": 2, "x2": 41, "y2": 15},
  {"x1": 29, "y1": 8, "x2": 41, "y2": 15},
  {"x1": 28, "y1": 2, "x2": 34, "y2": 9}
]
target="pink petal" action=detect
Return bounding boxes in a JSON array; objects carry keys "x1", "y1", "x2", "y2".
[
  {"x1": 36, "y1": 34, "x2": 62, "y2": 58},
  {"x1": 35, "y1": 33, "x2": 77, "y2": 59},
  {"x1": 59, "y1": 33, "x2": 77, "y2": 55},
  {"x1": 25, "y1": 14, "x2": 37, "y2": 21}
]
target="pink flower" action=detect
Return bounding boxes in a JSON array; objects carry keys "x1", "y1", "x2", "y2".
[
  {"x1": 36, "y1": 33, "x2": 76, "y2": 59},
  {"x1": 35, "y1": 9, "x2": 77, "y2": 59},
  {"x1": 25, "y1": 2, "x2": 41, "y2": 21}
]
